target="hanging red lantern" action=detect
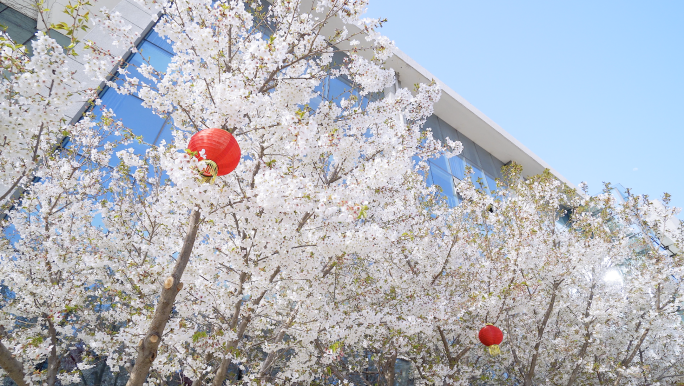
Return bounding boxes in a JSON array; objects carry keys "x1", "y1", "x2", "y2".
[
  {"x1": 478, "y1": 323, "x2": 503, "y2": 356},
  {"x1": 187, "y1": 128, "x2": 241, "y2": 183}
]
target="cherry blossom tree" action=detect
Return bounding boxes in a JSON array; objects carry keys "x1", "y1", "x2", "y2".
[
  {"x1": 1, "y1": 0, "x2": 450, "y2": 385},
  {"x1": 1, "y1": 0, "x2": 683, "y2": 386},
  {"x1": 375, "y1": 167, "x2": 684, "y2": 385}
]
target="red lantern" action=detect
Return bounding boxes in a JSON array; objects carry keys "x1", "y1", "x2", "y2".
[
  {"x1": 187, "y1": 128, "x2": 241, "y2": 183},
  {"x1": 478, "y1": 323, "x2": 503, "y2": 356}
]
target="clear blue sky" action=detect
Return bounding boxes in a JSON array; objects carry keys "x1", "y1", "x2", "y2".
[{"x1": 365, "y1": 1, "x2": 684, "y2": 213}]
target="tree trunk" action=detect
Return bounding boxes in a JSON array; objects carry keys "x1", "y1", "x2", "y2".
[
  {"x1": 46, "y1": 316, "x2": 60, "y2": 386},
  {"x1": 125, "y1": 209, "x2": 201, "y2": 386},
  {"x1": 0, "y1": 340, "x2": 28, "y2": 386},
  {"x1": 382, "y1": 351, "x2": 398, "y2": 386}
]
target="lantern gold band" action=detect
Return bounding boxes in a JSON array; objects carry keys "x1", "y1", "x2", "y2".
[
  {"x1": 197, "y1": 160, "x2": 218, "y2": 184},
  {"x1": 487, "y1": 344, "x2": 500, "y2": 356}
]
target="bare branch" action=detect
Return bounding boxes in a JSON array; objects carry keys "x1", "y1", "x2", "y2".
[
  {"x1": 566, "y1": 283, "x2": 596, "y2": 386},
  {"x1": 524, "y1": 279, "x2": 563, "y2": 386}
]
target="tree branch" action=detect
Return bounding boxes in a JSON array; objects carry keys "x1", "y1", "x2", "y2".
[
  {"x1": 381, "y1": 349, "x2": 398, "y2": 386},
  {"x1": 125, "y1": 209, "x2": 202, "y2": 386},
  {"x1": 296, "y1": 211, "x2": 313, "y2": 232},
  {"x1": 257, "y1": 305, "x2": 299, "y2": 381},
  {"x1": 566, "y1": 283, "x2": 596, "y2": 386},
  {"x1": 211, "y1": 266, "x2": 281, "y2": 386},
  {"x1": 437, "y1": 325, "x2": 454, "y2": 368},
  {"x1": 524, "y1": 279, "x2": 563, "y2": 386},
  {"x1": 611, "y1": 328, "x2": 650, "y2": 386},
  {"x1": 431, "y1": 237, "x2": 457, "y2": 286},
  {"x1": 620, "y1": 328, "x2": 649, "y2": 368},
  {"x1": 0, "y1": 172, "x2": 26, "y2": 203}
]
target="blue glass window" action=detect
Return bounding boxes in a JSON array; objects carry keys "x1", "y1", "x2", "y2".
[
  {"x1": 430, "y1": 165, "x2": 457, "y2": 207},
  {"x1": 424, "y1": 115, "x2": 442, "y2": 141},
  {"x1": 449, "y1": 155, "x2": 465, "y2": 180},
  {"x1": 89, "y1": 27, "x2": 178, "y2": 165},
  {"x1": 429, "y1": 155, "x2": 450, "y2": 174},
  {"x1": 144, "y1": 29, "x2": 174, "y2": 54},
  {"x1": 485, "y1": 174, "x2": 497, "y2": 193},
  {"x1": 327, "y1": 77, "x2": 349, "y2": 101},
  {"x1": 116, "y1": 41, "x2": 173, "y2": 94},
  {"x1": 137, "y1": 41, "x2": 173, "y2": 71},
  {"x1": 326, "y1": 76, "x2": 367, "y2": 108},
  {"x1": 309, "y1": 81, "x2": 324, "y2": 110},
  {"x1": 100, "y1": 92, "x2": 166, "y2": 143},
  {"x1": 469, "y1": 163, "x2": 488, "y2": 190},
  {"x1": 155, "y1": 119, "x2": 176, "y2": 146}
]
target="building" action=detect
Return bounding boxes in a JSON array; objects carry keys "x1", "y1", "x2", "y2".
[{"x1": 0, "y1": 0, "x2": 578, "y2": 211}]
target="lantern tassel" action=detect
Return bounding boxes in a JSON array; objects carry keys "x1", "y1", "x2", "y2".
[
  {"x1": 488, "y1": 345, "x2": 501, "y2": 356},
  {"x1": 197, "y1": 160, "x2": 219, "y2": 184}
]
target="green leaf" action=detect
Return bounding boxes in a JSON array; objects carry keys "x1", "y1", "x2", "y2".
[
  {"x1": 329, "y1": 341, "x2": 342, "y2": 352},
  {"x1": 192, "y1": 331, "x2": 207, "y2": 343},
  {"x1": 357, "y1": 204, "x2": 369, "y2": 219}
]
